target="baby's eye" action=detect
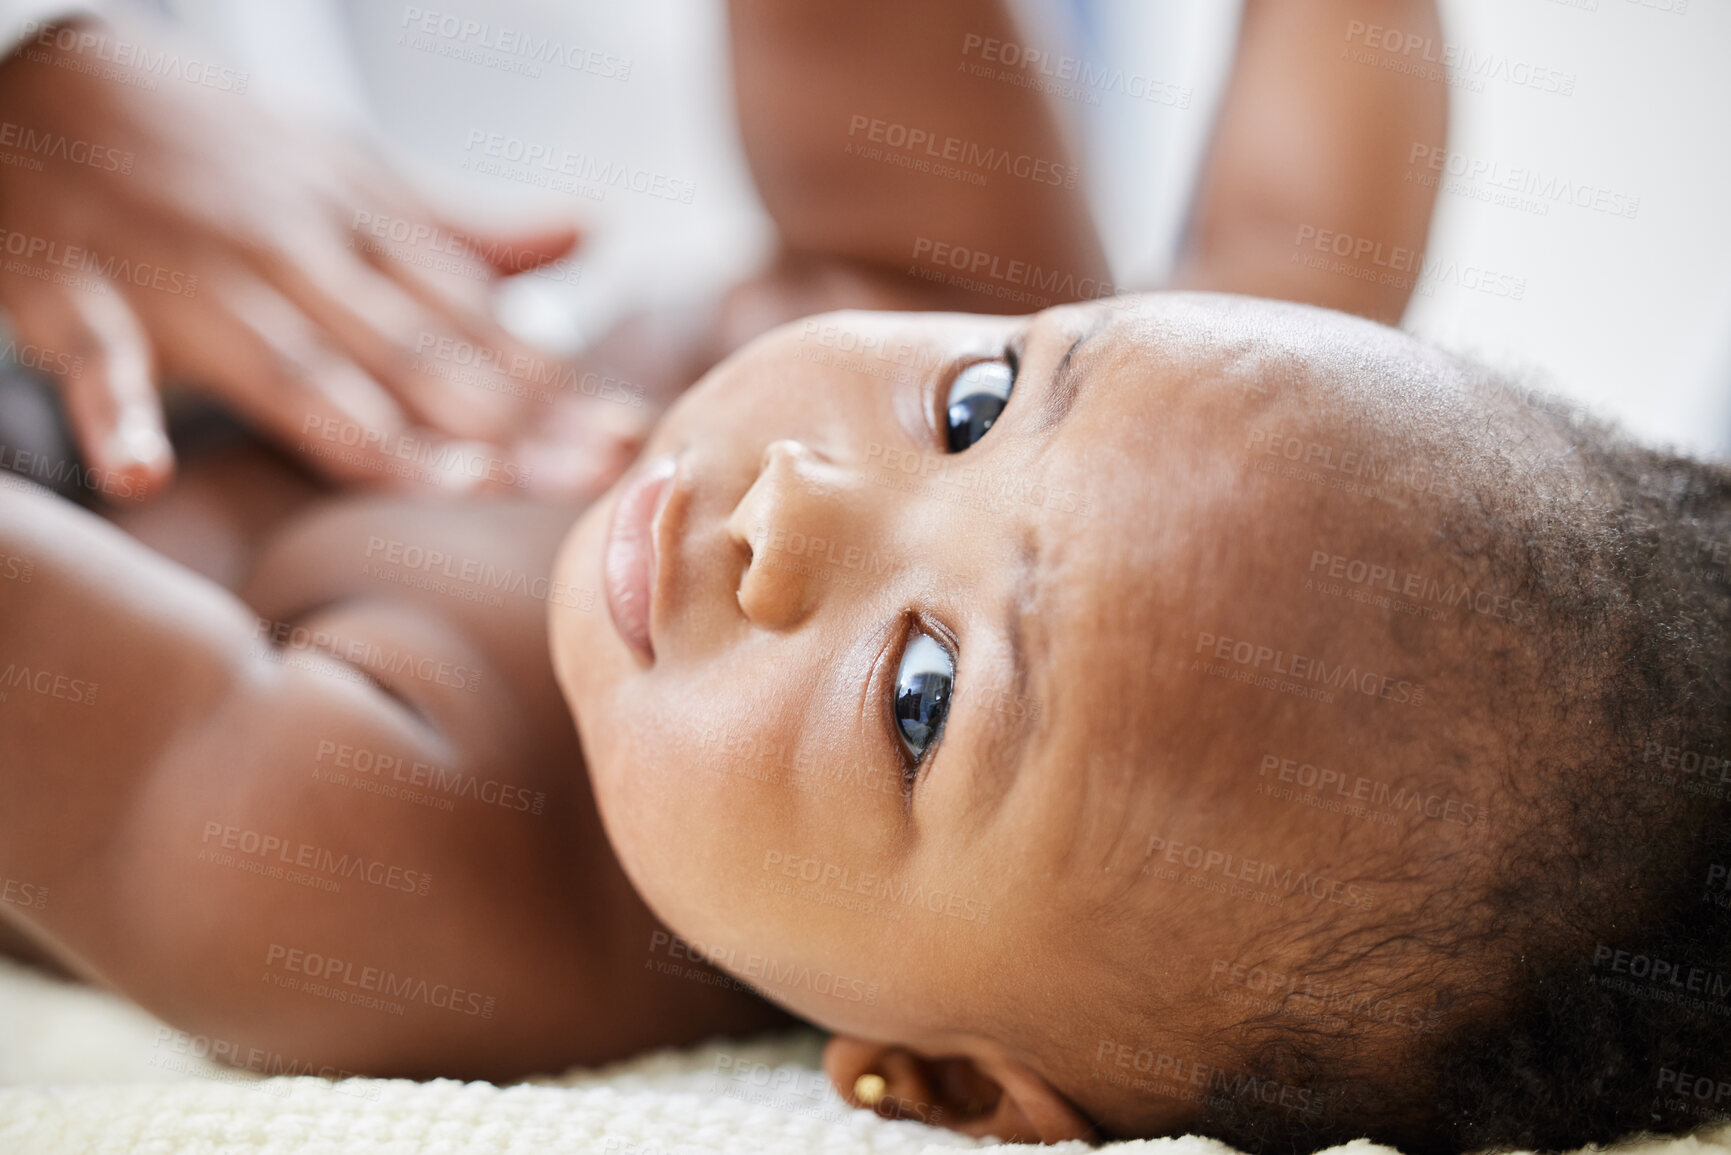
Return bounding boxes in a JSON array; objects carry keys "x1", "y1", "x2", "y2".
[
  {"x1": 893, "y1": 631, "x2": 954, "y2": 769},
  {"x1": 945, "y1": 354, "x2": 1016, "y2": 452}
]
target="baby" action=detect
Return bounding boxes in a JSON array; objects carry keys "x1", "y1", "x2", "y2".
[
  {"x1": 548, "y1": 292, "x2": 1731, "y2": 1152},
  {"x1": 5, "y1": 0, "x2": 1725, "y2": 1149},
  {"x1": 3, "y1": 290, "x2": 1729, "y2": 1155}
]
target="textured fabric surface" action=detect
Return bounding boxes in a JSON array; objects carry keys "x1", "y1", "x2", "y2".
[{"x1": 0, "y1": 957, "x2": 1724, "y2": 1155}]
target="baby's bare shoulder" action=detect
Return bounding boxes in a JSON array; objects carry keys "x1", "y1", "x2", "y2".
[{"x1": 1, "y1": 484, "x2": 765, "y2": 1079}]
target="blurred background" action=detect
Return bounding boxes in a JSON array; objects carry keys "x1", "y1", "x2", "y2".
[{"x1": 166, "y1": 0, "x2": 1731, "y2": 460}]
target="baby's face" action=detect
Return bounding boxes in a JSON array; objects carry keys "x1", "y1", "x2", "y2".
[{"x1": 551, "y1": 292, "x2": 1464, "y2": 1133}]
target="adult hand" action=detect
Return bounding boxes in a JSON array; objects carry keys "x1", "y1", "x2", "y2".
[{"x1": 0, "y1": 15, "x2": 584, "y2": 499}]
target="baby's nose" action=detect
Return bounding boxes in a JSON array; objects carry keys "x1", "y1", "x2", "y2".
[{"x1": 725, "y1": 439, "x2": 854, "y2": 629}]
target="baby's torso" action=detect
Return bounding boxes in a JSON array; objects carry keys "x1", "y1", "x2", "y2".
[{"x1": 95, "y1": 456, "x2": 790, "y2": 1078}]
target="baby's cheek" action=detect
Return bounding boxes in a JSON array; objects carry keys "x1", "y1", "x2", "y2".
[{"x1": 613, "y1": 715, "x2": 753, "y2": 865}]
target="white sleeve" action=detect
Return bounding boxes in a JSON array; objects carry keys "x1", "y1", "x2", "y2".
[{"x1": 0, "y1": 1, "x2": 105, "y2": 62}]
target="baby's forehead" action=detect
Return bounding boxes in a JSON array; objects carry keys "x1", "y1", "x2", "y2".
[
  {"x1": 1030, "y1": 296, "x2": 1462, "y2": 585},
  {"x1": 1015, "y1": 310, "x2": 1455, "y2": 830},
  {"x1": 1054, "y1": 293, "x2": 1445, "y2": 422}
]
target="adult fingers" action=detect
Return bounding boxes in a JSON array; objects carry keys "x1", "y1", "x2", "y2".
[
  {"x1": 512, "y1": 391, "x2": 654, "y2": 501},
  {"x1": 345, "y1": 200, "x2": 508, "y2": 324},
  {"x1": 0, "y1": 280, "x2": 171, "y2": 501},
  {"x1": 460, "y1": 220, "x2": 582, "y2": 277},
  {"x1": 361, "y1": 217, "x2": 585, "y2": 352},
  {"x1": 352, "y1": 206, "x2": 583, "y2": 293},
  {"x1": 343, "y1": 161, "x2": 581, "y2": 336},
  {"x1": 349, "y1": 209, "x2": 587, "y2": 397},
  {"x1": 347, "y1": 156, "x2": 583, "y2": 279},
  {"x1": 147, "y1": 276, "x2": 512, "y2": 495},
  {"x1": 244, "y1": 230, "x2": 532, "y2": 442}
]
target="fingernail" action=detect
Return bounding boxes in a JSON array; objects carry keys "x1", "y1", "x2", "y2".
[
  {"x1": 427, "y1": 440, "x2": 491, "y2": 495},
  {"x1": 107, "y1": 408, "x2": 170, "y2": 468},
  {"x1": 515, "y1": 440, "x2": 606, "y2": 497},
  {"x1": 326, "y1": 366, "x2": 406, "y2": 435}
]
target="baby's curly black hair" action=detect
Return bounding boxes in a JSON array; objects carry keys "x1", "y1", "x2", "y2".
[{"x1": 1188, "y1": 376, "x2": 1731, "y2": 1155}]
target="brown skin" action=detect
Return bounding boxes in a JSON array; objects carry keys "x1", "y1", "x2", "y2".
[
  {"x1": 724, "y1": 0, "x2": 1444, "y2": 327},
  {"x1": 0, "y1": 0, "x2": 1115, "y2": 1085},
  {"x1": 0, "y1": 472, "x2": 796, "y2": 1079},
  {"x1": 581, "y1": 0, "x2": 1124, "y2": 419},
  {"x1": 550, "y1": 292, "x2": 1510, "y2": 1141},
  {"x1": 0, "y1": 0, "x2": 1443, "y2": 504},
  {"x1": 726, "y1": 0, "x2": 1108, "y2": 311},
  {"x1": 0, "y1": 292, "x2": 1509, "y2": 1138},
  {"x1": 0, "y1": 14, "x2": 594, "y2": 498},
  {"x1": 1174, "y1": 0, "x2": 1447, "y2": 324},
  {"x1": 0, "y1": 0, "x2": 1124, "y2": 505},
  {"x1": 0, "y1": 0, "x2": 1454, "y2": 1136}
]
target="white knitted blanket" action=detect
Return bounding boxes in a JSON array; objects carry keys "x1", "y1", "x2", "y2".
[{"x1": 0, "y1": 957, "x2": 1723, "y2": 1155}]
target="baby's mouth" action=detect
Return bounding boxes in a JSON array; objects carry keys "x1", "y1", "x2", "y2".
[{"x1": 603, "y1": 453, "x2": 678, "y2": 664}]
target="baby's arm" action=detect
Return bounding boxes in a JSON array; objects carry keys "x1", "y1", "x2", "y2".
[
  {"x1": 0, "y1": 483, "x2": 624, "y2": 1078},
  {"x1": 726, "y1": 0, "x2": 1109, "y2": 311},
  {"x1": 577, "y1": 0, "x2": 1112, "y2": 425},
  {"x1": 1173, "y1": 0, "x2": 1447, "y2": 323}
]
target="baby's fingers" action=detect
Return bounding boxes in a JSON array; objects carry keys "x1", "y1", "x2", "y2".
[{"x1": 0, "y1": 282, "x2": 171, "y2": 501}]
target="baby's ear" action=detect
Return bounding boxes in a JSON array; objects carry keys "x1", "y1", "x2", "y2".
[{"x1": 822, "y1": 1034, "x2": 1096, "y2": 1143}]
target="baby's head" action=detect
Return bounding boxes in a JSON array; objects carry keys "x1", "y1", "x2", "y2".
[{"x1": 550, "y1": 293, "x2": 1731, "y2": 1152}]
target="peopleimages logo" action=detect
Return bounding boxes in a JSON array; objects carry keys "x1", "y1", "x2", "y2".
[
  {"x1": 1307, "y1": 549, "x2": 1528, "y2": 626},
  {"x1": 1194, "y1": 629, "x2": 1426, "y2": 709},
  {"x1": 1407, "y1": 144, "x2": 1641, "y2": 220},
  {"x1": 461, "y1": 131, "x2": 695, "y2": 204},
  {"x1": 1143, "y1": 835, "x2": 1375, "y2": 909},
  {"x1": 647, "y1": 931, "x2": 880, "y2": 1006},
  {"x1": 1341, "y1": 20, "x2": 1575, "y2": 96},
  {"x1": 0, "y1": 662, "x2": 97, "y2": 705},
  {"x1": 399, "y1": 7, "x2": 632, "y2": 80},
  {"x1": 761, "y1": 850, "x2": 992, "y2": 923},
  {"x1": 910, "y1": 236, "x2": 1115, "y2": 302},
  {"x1": 199, "y1": 821, "x2": 432, "y2": 896},
  {"x1": 0, "y1": 121, "x2": 132, "y2": 172},
  {"x1": 0, "y1": 227, "x2": 198, "y2": 298},
  {"x1": 1257, "y1": 754, "x2": 1478, "y2": 828},
  {"x1": 959, "y1": 34, "x2": 1192, "y2": 109},
  {"x1": 19, "y1": 21, "x2": 249, "y2": 92},
  {"x1": 845, "y1": 114, "x2": 1078, "y2": 188},
  {"x1": 1094, "y1": 1041, "x2": 1327, "y2": 1114},
  {"x1": 264, "y1": 943, "x2": 496, "y2": 1018}
]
